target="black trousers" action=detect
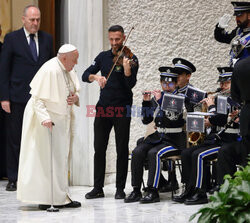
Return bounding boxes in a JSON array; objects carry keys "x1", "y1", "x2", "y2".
[
  {"x1": 93, "y1": 107, "x2": 131, "y2": 189},
  {"x1": 181, "y1": 141, "x2": 221, "y2": 190},
  {"x1": 0, "y1": 108, "x2": 7, "y2": 178},
  {"x1": 217, "y1": 138, "x2": 250, "y2": 185},
  {"x1": 216, "y1": 104, "x2": 250, "y2": 184},
  {"x1": 6, "y1": 102, "x2": 26, "y2": 182},
  {"x1": 131, "y1": 134, "x2": 183, "y2": 189}
]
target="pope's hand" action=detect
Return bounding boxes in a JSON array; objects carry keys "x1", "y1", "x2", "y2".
[
  {"x1": 1, "y1": 101, "x2": 11, "y2": 113},
  {"x1": 67, "y1": 93, "x2": 79, "y2": 105},
  {"x1": 42, "y1": 119, "x2": 54, "y2": 131},
  {"x1": 95, "y1": 76, "x2": 107, "y2": 88},
  {"x1": 218, "y1": 14, "x2": 231, "y2": 29}
]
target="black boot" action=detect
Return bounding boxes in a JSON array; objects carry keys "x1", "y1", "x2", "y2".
[
  {"x1": 140, "y1": 187, "x2": 160, "y2": 204},
  {"x1": 208, "y1": 184, "x2": 220, "y2": 194},
  {"x1": 124, "y1": 188, "x2": 142, "y2": 203},
  {"x1": 6, "y1": 181, "x2": 17, "y2": 191},
  {"x1": 85, "y1": 187, "x2": 104, "y2": 199},
  {"x1": 184, "y1": 188, "x2": 208, "y2": 205},
  {"x1": 159, "y1": 171, "x2": 179, "y2": 193},
  {"x1": 172, "y1": 185, "x2": 194, "y2": 203},
  {"x1": 115, "y1": 188, "x2": 126, "y2": 199}
]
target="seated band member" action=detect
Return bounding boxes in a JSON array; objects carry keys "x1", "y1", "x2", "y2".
[
  {"x1": 173, "y1": 67, "x2": 240, "y2": 205},
  {"x1": 17, "y1": 44, "x2": 81, "y2": 210},
  {"x1": 173, "y1": 57, "x2": 196, "y2": 112},
  {"x1": 158, "y1": 58, "x2": 196, "y2": 192},
  {"x1": 124, "y1": 66, "x2": 187, "y2": 204},
  {"x1": 216, "y1": 54, "x2": 250, "y2": 188}
]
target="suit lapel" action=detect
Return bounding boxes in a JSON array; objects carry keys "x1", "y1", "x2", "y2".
[{"x1": 37, "y1": 31, "x2": 44, "y2": 62}]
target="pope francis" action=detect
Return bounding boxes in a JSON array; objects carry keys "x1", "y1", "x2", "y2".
[{"x1": 17, "y1": 44, "x2": 81, "y2": 210}]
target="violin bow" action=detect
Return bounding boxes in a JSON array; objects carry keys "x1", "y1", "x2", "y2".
[{"x1": 106, "y1": 26, "x2": 135, "y2": 81}]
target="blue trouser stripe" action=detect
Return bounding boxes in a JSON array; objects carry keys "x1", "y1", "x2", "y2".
[
  {"x1": 196, "y1": 147, "x2": 220, "y2": 188},
  {"x1": 153, "y1": 146, "x2": 177, "y2": 188}
]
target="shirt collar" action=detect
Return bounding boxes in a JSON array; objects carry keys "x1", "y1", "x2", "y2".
[
  {"x1": 23, "y1": 27, "x2": 38, "y2": 38},
  {"x1": 178, "y1": 84, "x2": 189, "y2": 92}
]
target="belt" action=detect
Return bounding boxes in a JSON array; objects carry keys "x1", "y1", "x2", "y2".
[
  {"x1": 157, "y1": 127, "x2": 183, "y2": 134},
  {"x1": 217, "y1": 127, "x2": 240, "y2": 134},
  {"x1": 224, "y1": 128, "x2": 240, "y2": 134}
]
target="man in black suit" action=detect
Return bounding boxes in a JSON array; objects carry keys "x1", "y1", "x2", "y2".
[
  {"x1": 0, "y1": 24, "x2": 7, "y2": 180},
  {"x1": 0, "y1": 5, "x2": 53, "y2": 191}
]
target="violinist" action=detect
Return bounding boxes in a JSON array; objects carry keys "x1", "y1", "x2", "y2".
[
  {"x1": 173, "y1": 66, "x2": 240, "y2": 205},
  {"x1": 82, "y1": 25, "x2": 139, "y2": 200}
]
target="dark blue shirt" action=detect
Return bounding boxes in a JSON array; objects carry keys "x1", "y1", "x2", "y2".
[{"x1": 82, "y1": 49, "x2": 139, "y2": 107}]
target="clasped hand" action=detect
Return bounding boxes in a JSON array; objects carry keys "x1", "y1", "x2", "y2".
[{"x1": 67, "y1": 93, "x2": 79, "y2": 105}]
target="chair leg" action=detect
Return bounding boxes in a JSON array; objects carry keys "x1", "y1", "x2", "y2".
[
  {"x1": 142, "y1": 179, "x2": 146, "y2": 191},
  {"x1": 170, "y1": 169, "x2": 176, "y2": 199},
  {"x1": 176, "y1": 159, "x2": 182, "y2": 176}
]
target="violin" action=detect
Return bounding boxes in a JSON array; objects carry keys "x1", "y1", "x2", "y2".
[
  {"x1": 112, "y1": 46, "x2": 137, "y2": 67},
  {"x1": 106, "y1": 26, "x2": 135, "y2": 81}
]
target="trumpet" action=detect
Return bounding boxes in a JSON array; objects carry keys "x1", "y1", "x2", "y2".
[{"x1": 188, "y1": 132, "x2": 205, "y2": 146}]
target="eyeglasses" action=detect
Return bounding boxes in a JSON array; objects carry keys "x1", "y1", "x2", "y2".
[{"x1": 161, "y1": 81, "x2": 175, "y2": 88}]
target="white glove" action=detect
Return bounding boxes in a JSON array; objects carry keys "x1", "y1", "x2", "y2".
[{"x1": 218, "y1": 14, "x2": 232, "y2": 29}]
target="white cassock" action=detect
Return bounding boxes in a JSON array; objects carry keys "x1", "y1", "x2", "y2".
[{"x1": 17, "y1": 57, "x2": 80, "y2": 205}]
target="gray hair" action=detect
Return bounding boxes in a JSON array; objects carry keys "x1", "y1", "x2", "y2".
[{"x1": 23, "y1": 5, "x2": 40, "y2": 16}]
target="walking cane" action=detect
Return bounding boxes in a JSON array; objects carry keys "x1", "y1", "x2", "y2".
[{"x1": 47, "y1": 122, "x2": 59, "y2": 212}]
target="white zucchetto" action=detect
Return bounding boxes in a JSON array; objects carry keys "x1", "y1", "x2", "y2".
[{"x1": 58, "y1": 44, "x2": 77, "y2": 54}]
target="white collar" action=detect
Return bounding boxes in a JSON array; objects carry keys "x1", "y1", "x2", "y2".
[{"x1": 23, "y1": 27, "x2": 38, "y2": 38}]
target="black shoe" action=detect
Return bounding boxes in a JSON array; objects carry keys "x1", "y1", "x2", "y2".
[
  {"x1": 115, "y1": 189, "x2": 126, "y2": 199},
  {"x1": 38, "y1": 204, "x2": 62, "y2": 210},
  {"x1": 140, "y1": 189, "x2": 160, "y2": 204},
  {"x1": 65, "y1": 201, "x2": 81, "y2": 208},
  {"x1": 184, "y1": 189, "x2": 208, "y2": 205},
  {"x1": 124, "y1": 191, "x2": 142, "y2": 203},
  {"x1": 208, "y1": 185, "x2": 220, "y2": 194},
  {"x1": 6, "y1": 181, "x2": 16, "y2": 191},
  {"x1": 85, "y1": 187, "x2": 104, "y2": 199},
  {"x1": 172, "y1": 186, "x2": 194, "y2": 203},
  {"x1": 38, "y1": 204, "x2": 50, "y2": 210},
  {"x1": 159, "y1": 181, "x2": 179, "y2": 193}
]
